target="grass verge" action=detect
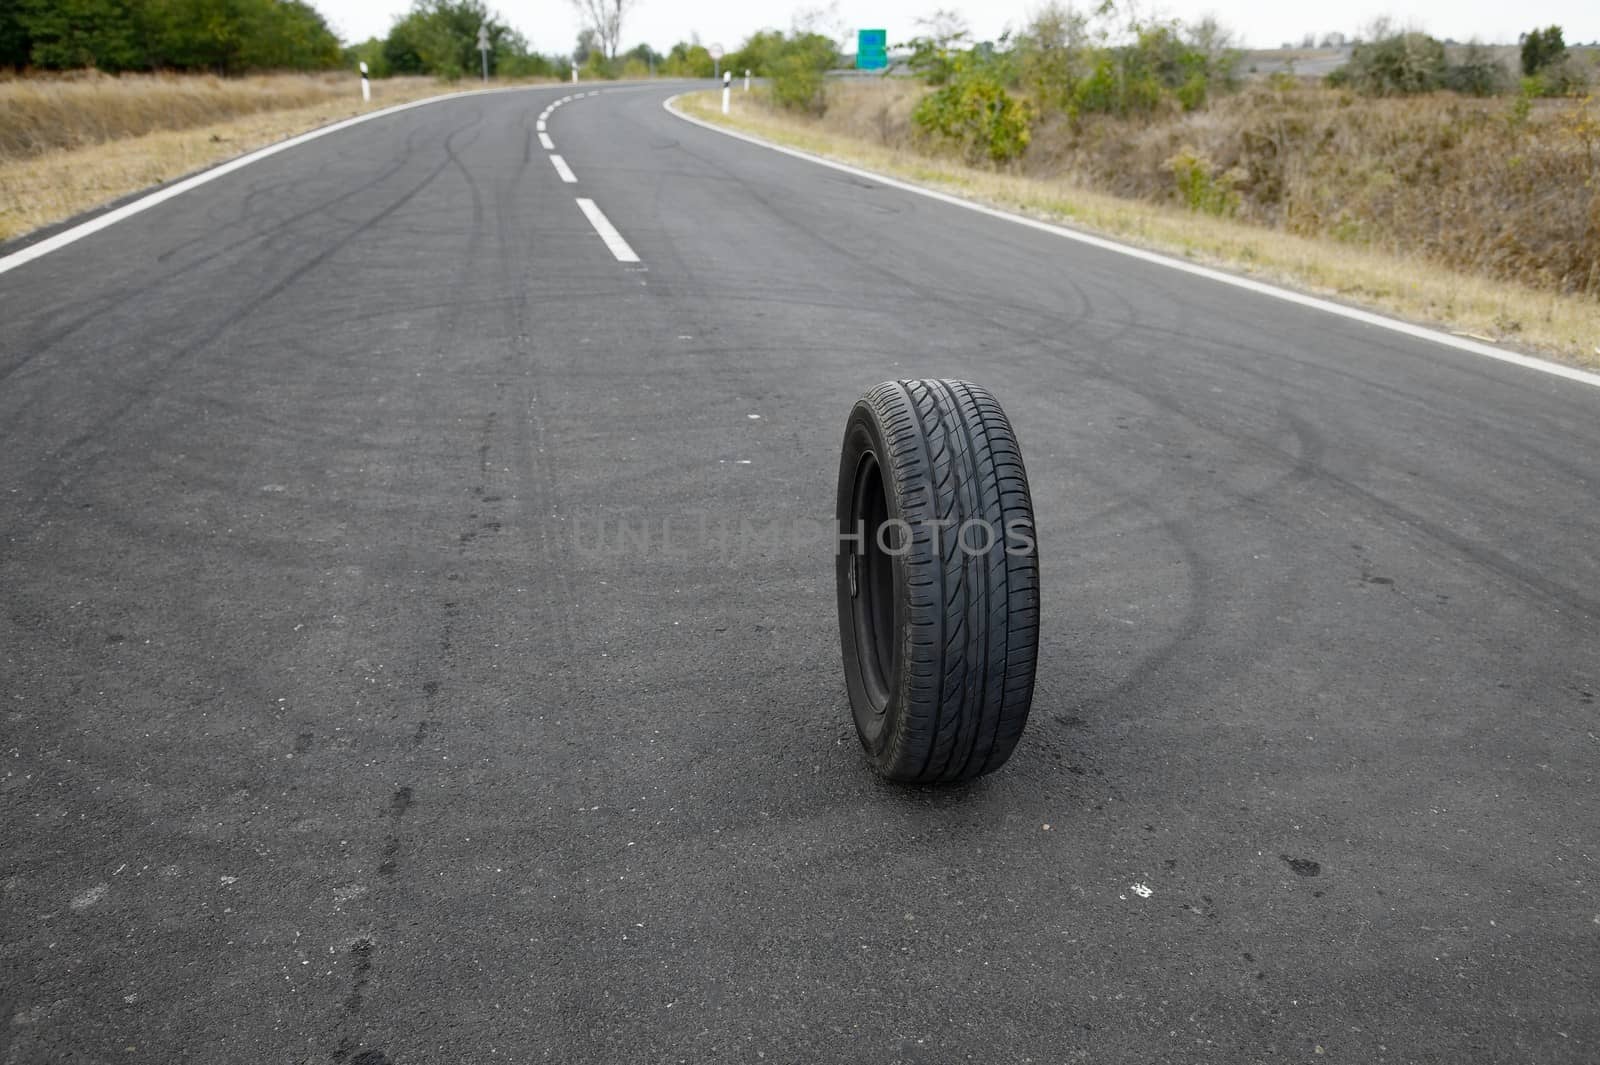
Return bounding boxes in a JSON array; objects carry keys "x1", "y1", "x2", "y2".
[
  {"x1": 0, "y1": 76, "x2": 504, "y2": 244},
  {"x1": 678, "y1": 89, "x2": 1600, "y2": 372}
]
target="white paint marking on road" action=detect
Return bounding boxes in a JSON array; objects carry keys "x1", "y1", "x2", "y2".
[
  {"x1": 549, "y1": 154, "x2": 577, "y2": 183},
  {"x1": 538, "y1": 132, "x2": 554, "y2": 150},
  {"x1": 536, "y1": 118, "x2": 546, "y2": 131},
  {"x1": 71, "y1": 883, "x2": 108, "y2": 910},
  {"x1": 0, "y1": 86, "x2": 565, "y2": 277},
  {"x1": 664, "y1": 94, "x2": 1600, "y2": 392},
  {"x1": 575, "y1": 198, "x2": 640, "y2": 263},
  {"x1": 562, "y1": 95, "x2": 573, "y2": 103}
]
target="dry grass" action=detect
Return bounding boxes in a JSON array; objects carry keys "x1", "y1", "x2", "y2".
[
  {"x1": 1024, "y1": 86, "x2": 1600, "y2": 298},
  {"x1": 681, "y1": 87, "x2": 1600, "y2": 371},
  {"x1": 0, "y1": 71, "x2": 380, "y2": 158},
  {"x1": 0, "y1": 74, "x2": 474, "y2": 243}
]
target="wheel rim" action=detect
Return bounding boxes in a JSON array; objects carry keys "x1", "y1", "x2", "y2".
[{"x1": 851, "y1": 450, "x2": 896, "y2": 713}]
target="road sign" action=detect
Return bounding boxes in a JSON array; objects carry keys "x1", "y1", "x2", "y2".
[
  {"x1": 708, "y1": 43, "x2": 724, "y2": 61},
  {"x1": 857, "y1": 29, "x2": 887, "y2": 71}
]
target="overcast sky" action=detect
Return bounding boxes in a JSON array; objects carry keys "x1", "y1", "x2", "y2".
[{"x1": 317, "y1": 0, "x2": 1600, "y2": 56}]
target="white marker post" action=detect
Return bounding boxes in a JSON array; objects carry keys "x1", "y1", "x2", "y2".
[
  {"x1": 744, "y1": 69, "x2": 751, "y2": 91},
  {"x1": 476, "y1": 24, "x2": 490, "y2": 83},
  {"x1": 722, "y1": 70, "x2": 731, "y2": 115},
  {"x1": 359, "y1": 61, "x2": 371, "y2": 103},
  {"x1": 571, "y1": 63, "x2": 578, "y2": 83}
]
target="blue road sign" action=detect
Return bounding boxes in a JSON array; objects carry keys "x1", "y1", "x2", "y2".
[{"x1": 857, "y1": 29, "x2": 888, "y2": 70}]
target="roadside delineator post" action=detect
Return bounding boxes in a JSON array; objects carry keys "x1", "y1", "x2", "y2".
[
  {"x1": 359, "y1": 61, "x2": 371, "y2": 103},
  {"x1": 572, "y1": 63, "x2": 579, "y2": 83},
  {"x1": 722, "y1": 70, "x2": 731, "y2": 115},
  {"x1": 744, "y1": 69, "x2": 751, "y2": 91}
]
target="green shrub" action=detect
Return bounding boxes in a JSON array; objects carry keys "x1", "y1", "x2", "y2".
[
  {"x1": 757, "y1": 32, "x2": 837, "y2": 114},
  {"x1": 913, "y1": 62, "x2": 1033, "y2": 163},
  {"x1": 903, "y1": 11, "x2": 970, "y2": 87},
  {"x1": 1167, "y1": 147, "x2": 1239, "y2": 215},
  {"x1": 661, "y1": 42, "x2": 713, "y2": 78},
  {"x1": 770, "y1": 54, "x2": 824, "y2": 113},
  {"x1": 1020, "y1": 10, "x2": 1236, "y2": 119},
  {"x1": 1522, "y1": 56, "x2": 1589, "y2": 97},
  {"x1": 1334, "y1": 31, "x2": 1447, "y2": 96},
  {"x1": 1446, "y1": 43, "x2": 1511, "y2": 96}
]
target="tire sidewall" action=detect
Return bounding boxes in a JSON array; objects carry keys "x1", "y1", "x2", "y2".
[{"x1": 836, "y1": 403, "x2": 914, "y2": 763}]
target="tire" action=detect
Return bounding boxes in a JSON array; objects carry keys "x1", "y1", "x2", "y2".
[{"x1": 836, "y1": 380, "x2": 1040, "y2": 784}]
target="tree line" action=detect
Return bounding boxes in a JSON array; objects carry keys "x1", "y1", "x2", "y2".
[
  {"x1": 0, "y1": 0, "x2": 840, "y2": 86},
  {"x1": 0, "y1": 0, "x2": 343, "y2": 73}
]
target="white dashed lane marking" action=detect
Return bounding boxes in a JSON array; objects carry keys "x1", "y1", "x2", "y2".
[{"x1": 575, "y1": 198, "x2": 639, "y2": 263}]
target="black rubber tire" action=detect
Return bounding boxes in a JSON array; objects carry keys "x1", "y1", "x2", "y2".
[{"x1": 835, "y1": 380, "x2": 1040, "y2": 784}]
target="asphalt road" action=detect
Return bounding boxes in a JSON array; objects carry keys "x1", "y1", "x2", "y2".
[{"x1": 2, "y1": 81, "x2": 1598, "y2": 1064}]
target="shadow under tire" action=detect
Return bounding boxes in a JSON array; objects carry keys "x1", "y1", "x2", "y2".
[{"x1": 836, "y1": 380, "x2": 1040, "y2": 784}]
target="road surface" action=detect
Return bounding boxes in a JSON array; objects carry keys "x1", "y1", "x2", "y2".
[{"x1": 2, "y1": 81, "x2": 1597, "y2": 1064}]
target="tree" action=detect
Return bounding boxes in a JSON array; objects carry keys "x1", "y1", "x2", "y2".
[
  {"x1": 382, "y1": 0, "x2": 518, "y2": 79},
  {"x1": 1, "y1": 1, "x2": 33, "y2": 68},
  {"x1": 661, "y1": 39, "x2": 711, "y2": 77},
  {"x1": 19, "y1": 0, "x2": 145, "y2": 71},
  {"x1": 903, "y1": 9, "x2": 970, "y2": 85},
  {"x1": 1445, "y1": 41, "x2": 1510, "y2": 96},
  {"x1": 1520, "y1": 25, "x2": 1564, "y2": 76},
  {"x1": 1331, "y1": 30, "x2": 1446, "y2": 95},
  {"x1": 568, "y1": 0, "x2": 633, "y2": 61},
  {"x1": 572, "y1": 26, "x2": 598, "y2": 65}
]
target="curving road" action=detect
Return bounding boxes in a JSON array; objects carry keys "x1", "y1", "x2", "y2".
[{"x1": 2, "y1": 81, "x2": 1598, "y2": 1064}]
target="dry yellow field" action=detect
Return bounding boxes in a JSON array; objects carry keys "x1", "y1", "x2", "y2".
[
  {"x1": 679, "y1": 89, "x2": 1600, "y2": 371},
  {"x1": 0, "y1": 74, "x2": 492, "y2": 243}
]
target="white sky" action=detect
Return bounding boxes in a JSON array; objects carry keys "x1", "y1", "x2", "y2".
[{"x1": 317, "y1": 0, "x2": 1600, "y2": 55}]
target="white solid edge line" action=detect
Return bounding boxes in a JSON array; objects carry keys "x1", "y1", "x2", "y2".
[
  {"x1": 0, "y1": 85, "x2": 557, "y2": 279},
  {"x1": 536, "y1": 119, "x2": 547, "y2": 131},
  {"x1": 549, "y1": 154, "x2": 577, "y2": 183},
  {"x1": 575, "y1": 197, "x2": 639, "y2": 263},
  {"x1": 538, "y1": 132, "x2": 554, "y2": 150},
  {"x1": 662, "y1": 94, "x2": 1600, "y2": 391}
]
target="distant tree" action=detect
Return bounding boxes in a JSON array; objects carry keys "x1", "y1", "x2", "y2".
[
  {"x1": 235, "y1": 0, "x2": 341, "y2": 71},
  {"x1": 661, "y1": 39, "x2": 712, "y2": 77},
  {"x1": 382, "y1": 0, "x2": 517, "y2": 79},
  {"x1": 568, "y1": 0, "x2": 634, "y2": 61},
  {"x1": 1520, "y1": 25, "x2": 1564, "y2": 76},
  {"x1": 1, "y1": 1, "x2": 32, "y2": 68},
  {"x1": 622, "y1": 41, "x2": 659, "y2": 67},
  {"x1": 903, "y1": 9, "x2": 970, "y2": 85},
  {"x1": 344, "y1": 36, "x2": 388, "y2": 76},
  {"x1": 1331, "y1": 30, "x2": 1446, "y2": 95},
  {"x1": 18, "y1": 0, "x2": 145, "y2": 71},
  {"x1": 572, "y1": 26, "x2": 598, "y2": 65},
  {"x1": 1446, "y1": 41, "x2": 1510, "y2": 96},
  {"x1": 1015, "y1": 3, "x2": 1091, "y2": 111}
]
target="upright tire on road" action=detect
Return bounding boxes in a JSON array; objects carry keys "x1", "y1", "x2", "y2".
[{"x1": 836, "y1": 380, "x2": 1040, "y2": 784}]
